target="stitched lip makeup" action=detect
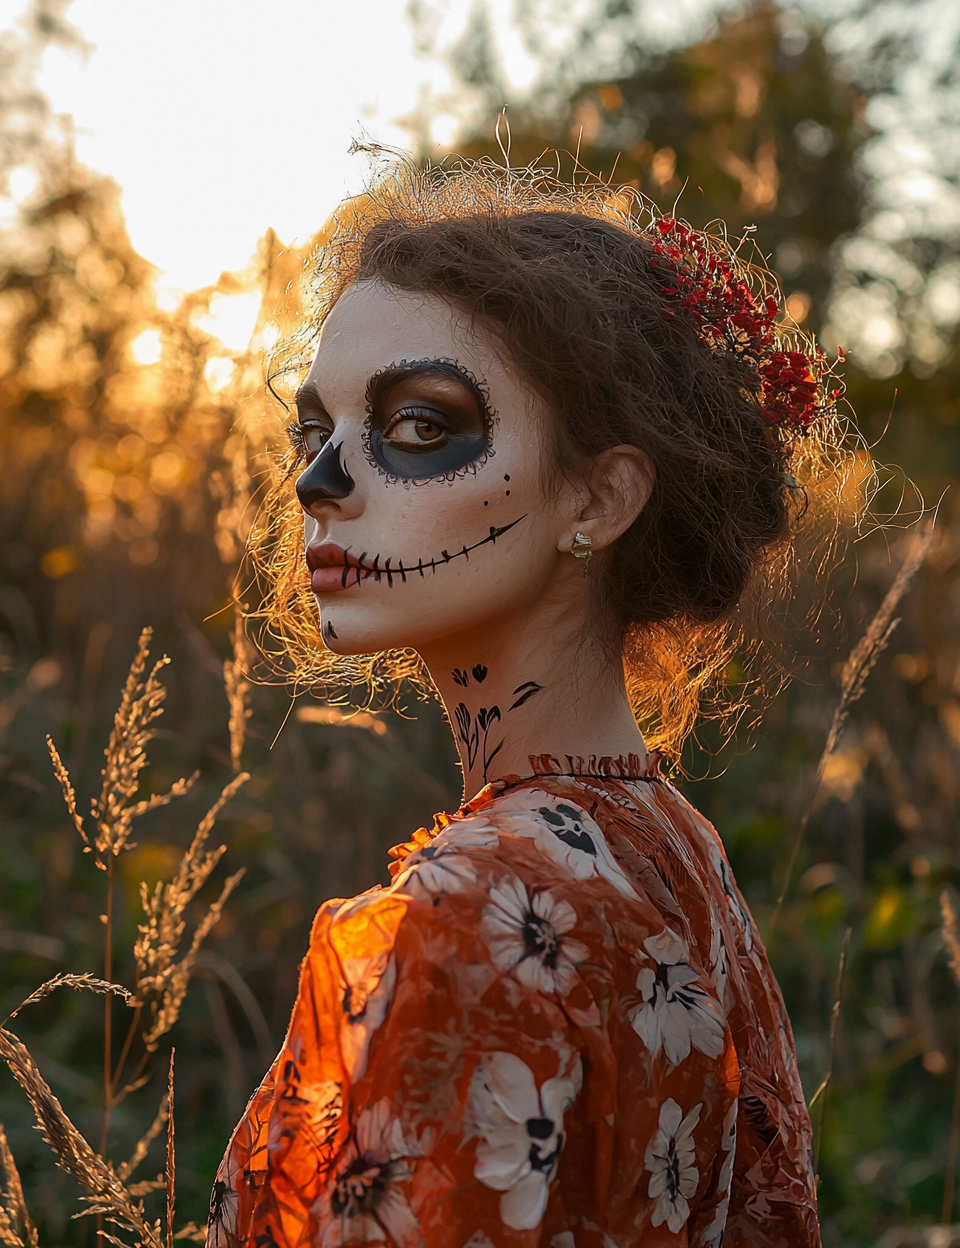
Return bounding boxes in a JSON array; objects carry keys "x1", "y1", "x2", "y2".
[
  {"x1": 306, "y1": 516, "x2": 529, "y2": 595},
  {"x1": 306, "y1": 543, "x2": 370, "y2": 593}
]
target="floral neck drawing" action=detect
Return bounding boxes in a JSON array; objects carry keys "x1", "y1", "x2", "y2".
[{"x1": 452, "y1": 664, "x2": 544, "y2": 783}]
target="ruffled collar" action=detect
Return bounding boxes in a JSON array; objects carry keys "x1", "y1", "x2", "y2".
[
  {"x1": 387, "y1": 751, "x2": 663, "y2": 876},
  {"x1": 526, "y1": 751, "x2": 663, "y2": 780}
]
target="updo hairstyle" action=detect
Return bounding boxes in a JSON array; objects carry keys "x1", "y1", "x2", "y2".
[{"x1": 248, "y1": 154, "x2": 852, "y2": 758}]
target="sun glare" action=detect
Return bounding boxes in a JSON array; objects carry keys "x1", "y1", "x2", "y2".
[
  {"x1": 130, "y1": 329, "x2": 162, "y2": 365},
  {"x1": 33, "y1": 0, "x2": 473, "y2": 294},
  {"x1": 204, "y1": 357, "x2": 236, "y2": 392},
  {"x1": 194, "y1": 292, "x2": 262, "y2": 354}
]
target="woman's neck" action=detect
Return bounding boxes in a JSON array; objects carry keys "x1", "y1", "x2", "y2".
[{"x1": 419, "y1": 596, "x2": 648, "y2": 801}]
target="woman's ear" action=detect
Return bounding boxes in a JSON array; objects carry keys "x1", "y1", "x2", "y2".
[{"x1": 558, "y1": 445, "x2": 655, "y2": 553}]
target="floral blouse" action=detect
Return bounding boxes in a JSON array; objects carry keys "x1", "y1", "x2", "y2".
[{"x1": 208, "y1": 754, "x2": 819, "y2": 1248}]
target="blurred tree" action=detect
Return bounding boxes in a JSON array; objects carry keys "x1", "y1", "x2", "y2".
[{"x1": 456, "y1": 3, "x2": 865, "y2": 330}]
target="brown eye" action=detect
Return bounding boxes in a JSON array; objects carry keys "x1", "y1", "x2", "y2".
[
  {"x1": 296, "y1": 423, "x2": 331, "y2": 463},
  {"x1": 383, "y1": 410, "x2": 450, "y2": 452},
  {"x1": 288, "y1": 419, "x2": 331, "y2": 463},
  {"x1": 365, "y1": 366, "x2": 490, "y2": 479},
  {"x1": 304, "y1": 426, "x2": 328, "y2": 457}
]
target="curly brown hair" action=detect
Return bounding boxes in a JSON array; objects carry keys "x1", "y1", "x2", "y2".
[{"x1": 246, "y1": 153, "x2": 855, "y2": 758}]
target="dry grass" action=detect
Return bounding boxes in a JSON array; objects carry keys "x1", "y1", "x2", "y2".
[
  {"x1": 5, "y1": 975, "x2": 130, "y2": 1023},
  {"x1": 164, "y1": 1056, "x2": 175, "y2": 1248},
  {"x1": 810, "y1": 926, "x2": 852, "y2": 1183},
  {"x1": 0, "y1": 631, "x2": 247, "y2": 1248},
  {"x1": 0, "y1": 1122, "x2": 37, "y2": 1248},
  {"x1": 941, "y1": 890, "x2": 960, "y2": 1224},
  {"x1": 223, "y1": 615, "x2": 253, "y2": 775},
  {"x1": 117, "y1": 1094, "x2": 168, "y2": 1186},
  {"x1": 942, "y1": 890, "x2": 960, "y2": 989},
  {"x1": 0, "y1": 1027, "x2": 163, "y2": 1248},
  {"x1": 47, "y1": 629, "x2": 198, "y2": 870},
  {"x1": 767, "y1": 520, "x2": 935, "y2": 940},
  {"x1": 134, "y1": 775, "x2": 247, "y2": 1055}
]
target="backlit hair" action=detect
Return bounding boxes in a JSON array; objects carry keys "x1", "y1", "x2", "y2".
[{"x1": 245, "y1": 150, "x2": 859, "y2": 760}]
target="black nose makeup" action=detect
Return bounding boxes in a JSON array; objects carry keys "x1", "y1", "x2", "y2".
[{"x1": 296, "y1": 440, "x2": 355, "y2": 509}]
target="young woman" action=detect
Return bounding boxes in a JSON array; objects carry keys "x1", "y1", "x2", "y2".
[{"x1": 209, "y1": 158, "x2": 843, "y2": 1248}]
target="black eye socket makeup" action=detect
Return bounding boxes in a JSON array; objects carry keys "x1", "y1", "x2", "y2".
[{"x1": 363, "y1": 358, "x2": 495, "y2": 484}]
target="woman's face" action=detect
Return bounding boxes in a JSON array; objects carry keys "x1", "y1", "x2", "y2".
[{"x1": 293, "y1": 280, "x2": 582, "y2": 656}]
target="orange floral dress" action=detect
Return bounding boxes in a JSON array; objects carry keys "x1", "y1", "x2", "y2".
[{"x1": 207, "y1": 754, "x2": 819, "y2": 1248}]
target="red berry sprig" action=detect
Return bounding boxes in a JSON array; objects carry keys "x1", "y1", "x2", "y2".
[{"x1": 648, "y1": 218, "x2": 840, "y2": 435}]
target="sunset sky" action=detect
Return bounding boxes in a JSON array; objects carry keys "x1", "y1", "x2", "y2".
[
  {"x1": 31, "y1": 0, "x2": 507, "y2": 295},
  {"x1": 9, "y1": 0, "x2": 954, "y2": 371},
  {"x1": 27, "y1": 0, "x2": 724, "y2": 300}
]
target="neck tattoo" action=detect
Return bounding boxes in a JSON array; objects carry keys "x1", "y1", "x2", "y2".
[{"x1": 451, "y1": 664, "x2": 544, "y2": 783}]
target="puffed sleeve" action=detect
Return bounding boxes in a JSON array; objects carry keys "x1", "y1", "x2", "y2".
[{"x1": 209, "y1": 799, "x2": 740, "y2": 1248}]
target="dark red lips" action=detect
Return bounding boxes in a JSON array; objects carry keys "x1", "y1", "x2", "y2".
[{"x1": 306, "y1": 543, "x2": 372, "y2": 593}]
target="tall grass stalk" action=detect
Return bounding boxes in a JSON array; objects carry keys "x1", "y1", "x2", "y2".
[
  {"x1": 766, "y1": 521, "x2": 934, "y2": 942},
  {"x1": 0, "y1": 1122, "x2": 37, "y2": 1248},
  {"x1": 810, "y1": 925, "x2": 852, "y2": 1182},
  {"x1": 0, "y1": 632, "x2": 246, "y2": 1247}
]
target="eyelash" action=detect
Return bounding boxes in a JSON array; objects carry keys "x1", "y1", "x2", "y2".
[
  {"x1": 287, "y1": 421, "x2": 330, "y2": 464},
  {"x1": 382, "y1": 406, "x2": 446, "y2": 436},
  {"x1": 287, "y1": 407, "x2": 442, "y2": 471},
  {"x1": 362, "y1": 360, "x2": 497, "y2": 488}
]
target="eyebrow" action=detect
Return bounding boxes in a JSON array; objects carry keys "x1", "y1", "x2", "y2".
[
  {"x1": 365, "y1": 358, "x2": 491, "y2": 414},
  {"x1": 294, "y1": 380, "x2": 331, "y2": 421}
]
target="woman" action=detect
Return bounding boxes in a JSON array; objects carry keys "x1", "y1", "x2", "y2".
[{"x1": 211, "y1": 158, "x2": 843, "y2": 1248}]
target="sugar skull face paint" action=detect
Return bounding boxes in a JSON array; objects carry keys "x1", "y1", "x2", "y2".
[
  {"x1": 363, "y1": 358, "x2": 494, "y2": 483},
  {"x1": 293, "y1": 280, "x2": 584, "y2": 658}
]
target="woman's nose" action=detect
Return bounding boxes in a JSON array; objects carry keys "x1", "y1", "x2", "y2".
[{"x1": 296, "y1": 440, "x2": 355, "y2": 511}]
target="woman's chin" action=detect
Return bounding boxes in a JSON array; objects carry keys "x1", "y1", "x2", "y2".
[{"x1": 318, "y1": 607, "x2": 416, "y2": 657}]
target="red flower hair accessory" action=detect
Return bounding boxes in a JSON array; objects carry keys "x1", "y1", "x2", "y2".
[{"x1": 647, "y1": 217, "x2": 841, "y2": 435}]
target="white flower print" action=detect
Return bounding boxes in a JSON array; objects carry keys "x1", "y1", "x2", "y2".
[
  {"x1": 470, "y1": 1050, "x2": 582, "y2": 1231},
  {"x1": 207, "y1": 1100, "x2": 269, "y2": 1248},
  {"x1": 645, "y1": 1098, "x2": 702, "y2": 1233},
  {"x1": 488, "y1": 790, "x2": 639, "y2": 900},
  {"x1": 338, "y1": 951, "x2": 397, "y2": 1081},
  {"x1": 391, "y1": 817, "x2": 499, "y2": 898},
  {"x1": 702, "y1": 1099, "x2": 737, "y2": 1247},
  {"x1": 205, "y1": 1173, "x2": 239, "y2": 1248},
  {"x1": 627, "y1": 927, "x2": 726, "y2": 1066},
  {"x1": 482, "y1": 876, "x2": 588, "y2": 995},
  {"x1": 314, "y1": 1099, "x2": 422, "y2": 1248}
]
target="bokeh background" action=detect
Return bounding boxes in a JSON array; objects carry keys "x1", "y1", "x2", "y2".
[{"x1": 2, "y1": 0, "x2": 960, "y2": 1244}]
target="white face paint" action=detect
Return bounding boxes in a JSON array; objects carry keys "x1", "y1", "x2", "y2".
[{"x1": 293, "y1": 279, "x2": 581, "y2": 657}]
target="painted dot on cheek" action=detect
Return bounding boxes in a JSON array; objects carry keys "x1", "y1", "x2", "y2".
[
  {"x1": 504, "y1": 475, "x2": 510, "y2": 481},
  {"x1": 484, "y1": 500, "x2": 488, "y2": 506},
  {"x1": 506, "y1": 491, "x2": 510, "y2": 496}
]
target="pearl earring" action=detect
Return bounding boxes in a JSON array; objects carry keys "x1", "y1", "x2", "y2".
[{"x1": 571, "y1": 532, "x2": 593, "y2": 576}]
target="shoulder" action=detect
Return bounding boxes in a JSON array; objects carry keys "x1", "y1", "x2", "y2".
[
  {"x1": 385, "y1": 787, "x2": 695, "y2": 984},
  {"x1": 423, "y1": 784, "x2": 649, "y2": 900}
]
